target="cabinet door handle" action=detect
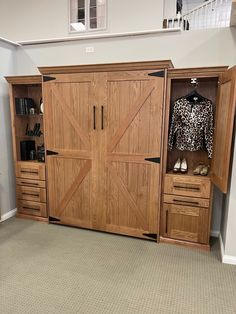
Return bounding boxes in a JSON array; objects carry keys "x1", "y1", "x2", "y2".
[
  {"x1": 21, "y1": 169, "x2": 39, "y2": 174},
  {"x1": 173, "y1": 198, "x2": 199, "y2": 206},
  {"x1": 22, "y1": 192, "x2": 39, "y2": 197},
  {"x1": 173, "y1": 184, "x2": 200, "y2": 191},
  {"x1": 93, "y1": 106, "x2": 96, "y2": 130},
  {"x1": 101, "y1": 106, "x2": 104, "y2": 130},
  {"x1": 22, "y1": 206, "x2": 40, "y2": 211},
  {"x1": 21, "y1": 182, "x2": 39, "y2": 186},
  {"x1": 166, "y1": 210, "x2": 169, "y2": 234}
]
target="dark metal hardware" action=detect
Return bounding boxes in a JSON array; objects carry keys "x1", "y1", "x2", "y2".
[
  {"x1": 46, "y1": 150, "x2": 59, "y2": 156},
  {"x1": 43, "y1": 76, "x2": 56, "y2": 82},
  {"x1": 49, "y1": 216, "x2": 61, "y2": 222},
  {"x1": 22, "y1": 206, "x2": 39, "y2": 211},
  {"x1": 173, "y1": 185, "x2": 200, "y2": 191},
  {"x1": 173, "y1": 199, "x2": 199, "y2": 205},
  {"x1": 101, "y1": 106, "x2": 104, "y2": 130},
  {"x1": 145, "y1": 157, "x2": 160, "y2": 164},
  {"x1": 93, "y1": 106, "x2": 96, "y2": 130},
  {"x1": 143, "y1": 233, "x2": 158, "y2": 239},
  {"x1": 22, "y1": 193, "x2": 39, "y2": 197},
  {"x1": 148, "y1": 70, "x2": 165, "y2": 78},
  {"x1": 21, "y1": 169, "x2": 38, "y2": 174},
  {"x1": 166, "y1": 210, "x2": 168, "y2": 234},
  {"x1": 21, "y1": 182, "x2": 39, "y2": 186}
]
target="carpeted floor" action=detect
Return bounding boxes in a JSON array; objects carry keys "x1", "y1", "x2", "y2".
[{"x1": 0, "y1": 218, "x2": 236, "y2": 314}]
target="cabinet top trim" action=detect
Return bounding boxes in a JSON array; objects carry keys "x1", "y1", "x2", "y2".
[
  {"x1": 5, "y1": 75, "x2": 42, "y2": 85},
  {"x1": 38, "y1": 60, "x2": 174, "y2": 75},
  {"x1": 168, "y1": 66, "x2": 228, "y2": 79}
]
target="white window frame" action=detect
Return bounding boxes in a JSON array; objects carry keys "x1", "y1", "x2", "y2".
[{"x1": 69, "y1": 0, "x2": 107, "y2": 34}]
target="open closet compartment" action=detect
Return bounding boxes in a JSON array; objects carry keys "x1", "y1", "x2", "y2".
[
  {"x1": 5, "y1": 76, "x2": 47, "y2": 220},
  {"x1": 160, "y1": 66, "x2": 230, "y2": 250}
]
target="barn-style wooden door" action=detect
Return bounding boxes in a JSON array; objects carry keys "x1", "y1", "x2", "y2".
[
  {"x1": 43, "y1": 69, "x2": 164, "y2": 238},
  {"x1": 43, "y1": 73, "x2": 99, "y2": 228},
  {"x1": 103, "y1": 70, "x2": 164, "y2": 238}
]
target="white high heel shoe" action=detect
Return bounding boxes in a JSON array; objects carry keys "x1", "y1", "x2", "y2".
[
  {"x1": 180, "y1": 158, "x2": 188, "y2": 173},
  {"x1": 173, "y1": 158, "x2": 181, "y2": 172}
]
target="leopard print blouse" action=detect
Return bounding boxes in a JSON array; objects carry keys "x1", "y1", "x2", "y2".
[{"x1": 168, "y1": 97, "x2": 214, "y2": 158}]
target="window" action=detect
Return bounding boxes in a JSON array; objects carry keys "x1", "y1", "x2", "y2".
[{"x1": 69, "y1": 0, "x2": 107, "y2": 33}]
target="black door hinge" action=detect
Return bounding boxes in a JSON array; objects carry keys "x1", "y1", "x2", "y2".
[
  {"x1": 143, "y1": 233, "x2": 158, "y2": 240},
  {"x1": 49, "y1": 216, "x2": 61, "y2": 222},
  {"x1": 43, "y1": 76, "x2": 56, "y2": 82},
  {"x1": 145, "y1": 157, "x2": 160, "y2": 164},
  {"x1": 148, "y1": 70, "x2": 165, "y2": 78},
  {"x1": 46, "y1": 150, "x2": 59, "y2": 156}
]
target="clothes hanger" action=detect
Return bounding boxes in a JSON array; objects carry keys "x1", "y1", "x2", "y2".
[
  {"x1": 184, "y1": 78, "x2": 210, "y2": 103},
  {"x1": 185, "y1": 89, "x2": 206, "y2": 103}
]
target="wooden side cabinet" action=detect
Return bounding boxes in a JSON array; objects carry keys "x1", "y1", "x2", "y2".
[
  {"x1": 5, "y1": 75, "x2": 48, "y2": 221},
  {"x1": 160, "y1": 66, "x2": 236, "y2": 250}
]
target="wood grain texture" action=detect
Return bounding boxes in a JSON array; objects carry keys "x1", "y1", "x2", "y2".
[
  {"x1": 50, "y1": 84, "x2": 91, "y2": 151},
  {"x1": 17, "y1": 199, "x2": 47, "y2": 217},
  {"x1": 107, "y1": 83, "x2": 155, "y2": 153},
  {"x1": 163, "y1": 194, "x2": 210, "y2": 208},
  {"x1": 162, "y1": 203, "x2": 209, "y2": 244},
  {"x1": 17, "y1": 185, "x2": 46, "y2": 203},
  {"x1": 105, "y1": 71, "x2": 164, "y2": 237},
  {"x1": 16, "y1": 162, "x2": 46, "y2": 180},
  {"x1": 16, "y1": 178, "x2": 46, "y2": 188},
  {"x1": 5, "y1": 75, "x2": 42, "y2": 84},
  {"x1": 211, "y1": 66, "x2": 236, "y2": 193},
  {"x1": 167, "y1": 67, "x2": 227, "y2": 79},
  {"x1": 44, "y1": 73, "x2": 95, "y2": 227},
  {"x1": 16, "y1": 212, "x2": 48, "y2": 222},
  {"x1": 160, "y1": 236, "x2": 210, "y2": 251},
  {"x1": 164, "y1": 174, "x2": 211, "y2": 198},
  {"x1": 38, "y1": 60, "x2": 173, "y2": 75}
]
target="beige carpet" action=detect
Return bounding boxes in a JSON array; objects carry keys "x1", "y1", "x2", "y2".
[{"x1": 0, "y1": 218, "x2": 236, "y2": 314}]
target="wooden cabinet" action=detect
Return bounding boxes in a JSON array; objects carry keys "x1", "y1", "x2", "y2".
[
  {"x1": 6, "y1": 62, "x2": 236, "y2": 248},
  {"x1": 160, "y1": 66, "x2": 236, "y2": 250},
  {"x1": 5, "y1": 76, "x2": 47, "y2": 221},
  {"x1": 39, "y1": 61, "x2": 172, "y2": 239}
]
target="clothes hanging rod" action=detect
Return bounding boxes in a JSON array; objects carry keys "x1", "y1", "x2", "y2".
[{"x1": 18, "y1": 28, "x2": 181, "y2": 46}]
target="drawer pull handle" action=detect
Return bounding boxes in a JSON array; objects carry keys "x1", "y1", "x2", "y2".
[
  {"x1": 21, "y1": 182, "x2": 39, "y2": 186},
  {"x1": 21, "y1": 169, "x2": 38, "y2": 174},
  {"x1": 173, "y1": 199, "x2": 199, "y2": 205},
  {"x1": 173, "y1": 184, "x2": 200, "y2": 191},
  {"x1": 22, "y1": 206, "x2": 40, "y2": 211},
  {"x1": 22, "y1": 193, "x2": 39, "y2": 197},
  {"x1": 166, "y1": 210, "x2": 168, "y2": 234}
]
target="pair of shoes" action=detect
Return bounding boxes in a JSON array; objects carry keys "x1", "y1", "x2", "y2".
[
  {"x1": 193, "y1": 164, "x2": 209, "y2": 176},
  {"x1": 173, "y1": 158, "x2": 188, "y2": 173}
]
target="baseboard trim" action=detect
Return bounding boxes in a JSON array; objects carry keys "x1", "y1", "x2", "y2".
[
  {"x1": 0, "y1": 208, "x2": 17, "y2": 222},
  {"x1": 219, "y1": 233, "x2": 236, "y2": 265},
  {"x1": 210, "y1": 230, "x2": 220, "y2": 238},
  {"x1": 219, "y1": 233, "x2": 225, "y2": 262}
]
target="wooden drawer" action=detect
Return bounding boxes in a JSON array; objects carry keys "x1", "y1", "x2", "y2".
[
  {"x1": 162, "y1": 203, "x2": 209, "y2": 244},
  {"x1": 163, "y1": 194, "x2": 210, "y2": 208},
  {"x1": 16, "y1": 162, "x2": 45, "y2": 181},
  {"x1": 164, "y1": 174, "x2": 211, "y2": 198},
  {"x1": 16, "y1": 178, "x2": 46, "y2": 188},
  {"x1": 17, "y1": 200, "x2": 47, "y2": 217},
  {"x1": 17, "y1": 185, "x2": 46, "y2": 203}
]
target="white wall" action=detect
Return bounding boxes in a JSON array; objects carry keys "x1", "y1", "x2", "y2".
[
  {"x1": 164, "y1": 0, "x2": 177, "y2": 18},
  {"x1": 0, "y1": 41, "x2": 16, "y2": 216},
  {"x1": 13, "y1": 27, "x2": 236, "y2": 236},
  {"x1": 223, "y1": 131, "x2": 236, "y2": 258},
  {"x1": 0, "y1": 0, "x2": 236, "y2": 255},
  {"x1": 15, "y1": 28, "x2": 236, "y2": 72},
  {"x1": 0, "y1": 0, "x2": 164, "y2": 42}
]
